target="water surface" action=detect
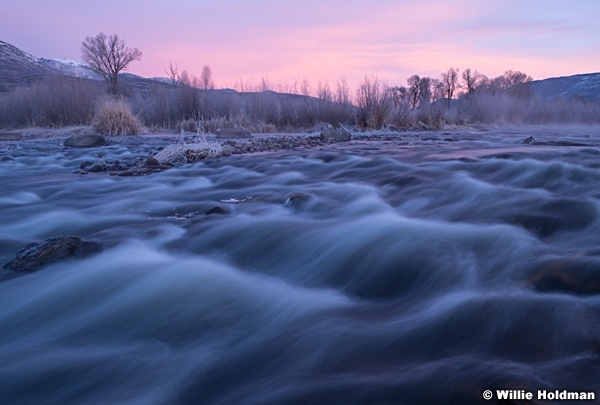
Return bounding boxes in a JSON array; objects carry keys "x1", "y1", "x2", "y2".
[{"x1": 1, "y1": 126, "x2": 599, "y2": 404}]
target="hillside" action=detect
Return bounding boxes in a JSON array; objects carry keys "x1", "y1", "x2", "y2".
[
  {"x1": 0, "y1": 41, "x2": 56, "y2": 91},
  {"x1": 38, "y1": 57, "x2": 103, "y2": 80},
  {"x1": 0, "y1": 40, "x2": 161, "y2": 93},
  {"x1": 528, "y1": 73, "x2": 600, "y2": 101}
]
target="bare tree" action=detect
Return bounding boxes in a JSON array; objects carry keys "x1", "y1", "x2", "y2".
[
  {"x1": 418, "y1": 77, "x2": 433, "y2": 106},
  {"x1": 259, "y1": 76, "x2": 272, "y2": 92},
  {"x1": 165, "y1": 60, "x2": 179, "y2": 87},
  {"x1": 389, "y1": 86, "x2": 409, "y2": 108},
  {"x1": 316, "y1": 80, "x2": 333, "y2": 102},
  {"x1": 355, "y1": 74, "x2": 391, "y2": 129},
  {"x1": 200, "y1": 65, "x2": 215, "y2": 89},
  {"x1": 440, "y1": 67, "x2": 459, "y2": 107},
  {"x1": 334, "y1": 76, "x2": 351, "y2": 106},
  {"x1": 502, "y1": 70, "x2": 533, "y2": 87},
  {"x1": 502, "y1": 70, "x2": 533, "y2": 99},
  {"x1": 407, "y1": 75, "x2": 421, "y2": 109},
  {"x1": 406, "y1": 75, "x2": 434, "y2": 108},
  {"x1": 300, "y1": 79, "x2": 311, "y2": 96},
  {"x1": 432, "y1": 79, "x2": 445, "y2": 102},
  {"x1": 81, "y1": 33, "x2": 142, "y2": 94},
  {"x1": 176, "y1": 70, "x2": 201, "y2": 120},
  {"x1": 462, "y1": 68, "x2": 484, "y2": 95}
]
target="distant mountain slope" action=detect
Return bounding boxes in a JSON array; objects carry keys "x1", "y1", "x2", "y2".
[
  {"x1": 0, "y1": 40, "x2": 56, "y2": 91},
  {"x1": 0, "y1": 40, "x2": 154, "y2": 92},
  {"x1": 38, "y1": 57, "x2": 103, "y2": 80},
  {"x1": 529, "y1": 73, "x2": 600, "y2": 101}
]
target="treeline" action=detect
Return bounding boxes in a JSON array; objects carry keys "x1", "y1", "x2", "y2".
[
  {"x1": 0, "y1": 67, "x2": 599, "y2": 131},
  {"x1": 355, "y1": 68, "x2": 600, "y2": 128}
]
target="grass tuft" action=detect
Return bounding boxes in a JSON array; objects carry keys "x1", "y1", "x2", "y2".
[{"x1": 93, "y1": 98, "x2": 142, "y2": 135}]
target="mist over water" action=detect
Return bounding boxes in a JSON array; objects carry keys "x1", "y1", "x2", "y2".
[{"x1": 1, "y1": 126, "x2": 600, "y2": 404}]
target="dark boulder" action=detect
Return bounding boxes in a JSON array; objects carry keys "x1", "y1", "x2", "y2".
[
  {"x1": 320, "y1": 126, "x2": 351, "y2": 142},
  {"x1": 64, "y1": 134, "x2": 106, "y2": 147},
  {"x1": 206, "y1": 206, "x2": 229, "y2": 215},
  {"x1": 145, "y1": 156, "x2": 161, "y2": 168},
  {"x1": 528, "y1": 258, "x2": 600, "y2": 295},
  {"x1": 521, "y1": 136, "x2": 536, "y2": 145},
  {"x1": 3, "y1": 235, "x2": 102, "y2": 273},
  {"x1": 284, "y1": 192, "x2": 311, "y2": 208},
  {"x1": 80, "y1": 161, "x2": 93, "y2": 170}
]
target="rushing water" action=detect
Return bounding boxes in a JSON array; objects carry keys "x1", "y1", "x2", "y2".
[{"x1": 1, "y1": 126, "x2": 599, "y2": 404}]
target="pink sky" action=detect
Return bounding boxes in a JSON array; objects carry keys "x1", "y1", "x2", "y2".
[{"x1": 2, "y1": 0, "x2": 599, "y2": 91}]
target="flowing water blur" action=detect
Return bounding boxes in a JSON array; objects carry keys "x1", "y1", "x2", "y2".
[{"x1": 1, "y1": 126, "x2": 600, "y2": 404}]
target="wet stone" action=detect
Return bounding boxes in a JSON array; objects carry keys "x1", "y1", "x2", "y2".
[
  {"x1": 206, "y1": 206, "x2": 229, "y2": 215},
  {"x1": 284, "y1": 192, "x2": 311, "y2": 208},
  {"x1": 64, "y1": 134, "x2": 106, "y2": 148},
  {"x1": 3, "y1": 235, "x2": 102, "y2": 273},
  {"x1": 522, "y1": 136, "x2": 536, "y2": 144},
  {"x1": 145, "y1": 156, "x2": 161, "y2": 167}
]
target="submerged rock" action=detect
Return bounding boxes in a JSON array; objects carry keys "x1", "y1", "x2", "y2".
[
  {"x1": 522, "y1": 136, "x2": 536, "y2": 144},
  {"x1": 284, "y1": 192, "x2": 311, "y2": 208},
  {"x1": 64, "y1": 134, "x2": 106, "y2": 147},
  {"x1": 3, "y1": 235, "x2": 102, "y2": 273},
  {"x1": 528, "y1": 258, "x2": 600, "y2": 295},
  {"x1": 206, "y1": 206, "x2": 229, "y2": 215}
]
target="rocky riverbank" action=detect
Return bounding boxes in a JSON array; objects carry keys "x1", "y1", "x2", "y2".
[{"x1": 70, "y1": 126, "x2": 419, "y2": 176}]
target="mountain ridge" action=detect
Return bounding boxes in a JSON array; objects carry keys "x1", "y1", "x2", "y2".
[{"x1": 528, "y1": 72, "x2": 600, "y2": 101}]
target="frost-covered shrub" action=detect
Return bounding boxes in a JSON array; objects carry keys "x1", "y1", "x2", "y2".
[
  {"x1": 92, "y1": 98, "x2": 142, "y2": 135},
  {"x1": 355, "y1": 74, "x2": 392, "y2": 129},
  {"x1": 0, "y1": 76, "x2": 101, "y2": 128},
  {"x1": 154, "y1": 135, "x2": 224, "y2": 165}
]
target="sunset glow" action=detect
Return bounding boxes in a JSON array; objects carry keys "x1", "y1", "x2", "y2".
[{"x1": 2, "y1": 0, "x2": 599, "y2": 90}]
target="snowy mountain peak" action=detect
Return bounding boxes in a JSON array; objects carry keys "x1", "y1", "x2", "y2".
[{"x1": 37, "y1": 57, "x2": 103, "y2": 80}]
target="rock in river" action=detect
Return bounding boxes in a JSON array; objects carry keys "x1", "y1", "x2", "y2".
[
  {"x1": 3, "y1": 235, "x2": 102, "y2": 273},
  {"x1": 64, "y1": 134, "x2": 106, "y2": 147},
  {"x1": 320, "y1": 126, "x2": 351, "y2": 142}
]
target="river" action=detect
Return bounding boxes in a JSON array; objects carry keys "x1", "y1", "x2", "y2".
[{"x1": 1, "y1": 126, "x2": 599, "y2": 404}]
